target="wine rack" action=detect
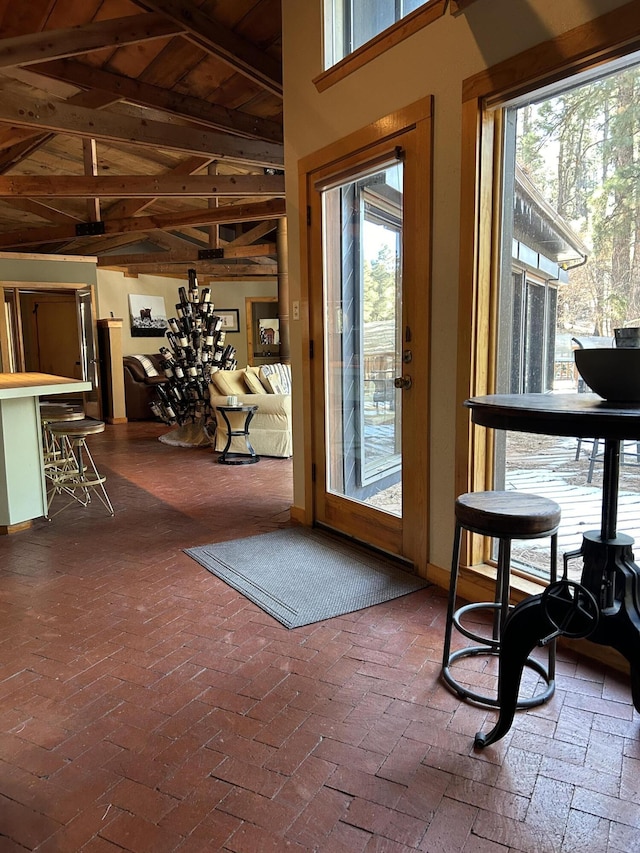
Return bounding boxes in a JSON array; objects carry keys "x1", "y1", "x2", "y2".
[{"x1": 151, "y1": 269, "x2": 236, "y2": 425}]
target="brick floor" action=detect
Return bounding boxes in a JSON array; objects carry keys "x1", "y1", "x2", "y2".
[{"x1": 0, "y1": 421, "x2": 638, "y2": 851}]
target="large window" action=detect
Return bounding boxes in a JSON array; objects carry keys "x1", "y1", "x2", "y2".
[
  {"x1": 480, "y1": 49, "x2": 640, "y2": 581},
  {"x1": 324, "y1": 0, "x2": 431, "y2": 68}
]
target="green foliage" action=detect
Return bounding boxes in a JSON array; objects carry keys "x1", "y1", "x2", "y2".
[
  {"x1": 515, "y1": 64, "x2": 640, "y2": 334},
  {"x1": 363, "y1": 242, "x2": 398, "y2": 322}
]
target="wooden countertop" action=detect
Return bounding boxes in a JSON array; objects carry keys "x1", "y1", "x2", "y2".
[{"x1": 0, "y1": 373, "x2": 91, "y2": 399}]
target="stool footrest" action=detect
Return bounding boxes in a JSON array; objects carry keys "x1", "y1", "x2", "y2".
[{"x1": 443, "y1": 647, "x2": 555, "y2": 708}]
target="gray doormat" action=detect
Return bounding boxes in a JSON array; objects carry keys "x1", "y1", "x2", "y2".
[{"x1": 185, "y1": 527, "x2": 429, "y2": 629}]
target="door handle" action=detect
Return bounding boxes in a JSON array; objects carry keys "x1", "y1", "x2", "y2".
[{"x1": 394, "y1": 375, "x2": 412, "y2": 390}]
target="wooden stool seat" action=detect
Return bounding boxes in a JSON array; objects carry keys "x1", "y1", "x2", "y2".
[
  {"x1": 455, "y1": 491, "x2": 561, "y2": 538},
  {"x1": 40, "y1": 405, "x2": 85, "y2": 423},
  {"x1": 47, "y1": 418, "x2": 106, "y2": 437},
  {"x1": 442, "y1": 490, "x2": 559, "y2": 709}
]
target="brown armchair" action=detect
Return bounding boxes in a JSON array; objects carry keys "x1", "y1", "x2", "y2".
[{"x1": 123, "y1": 354, "x2": 167, "y2": 420}]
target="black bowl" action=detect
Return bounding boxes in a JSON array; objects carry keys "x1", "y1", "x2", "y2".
[{"x1": 574, "y1": 348, "x2": 640, "y2": 401}]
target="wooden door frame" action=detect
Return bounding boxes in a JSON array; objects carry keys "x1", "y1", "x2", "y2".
[
  {"x1": 451, "y1": 0, "x2": 640, "y2": 595},
  {"x1": 0, "y1": 280, "x2": 100, "y2": 414},
  {"x1": 245, "y1": 295, "x2": 278, "y2": 365},
  {"x1": 298, "y1": 96, "x2": 433, "y2": 573}
]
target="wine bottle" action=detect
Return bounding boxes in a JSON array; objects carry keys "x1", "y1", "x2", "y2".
[
  {"x1": 201, "y1": 287, "x2": 211, "y2": 303},
  {"x1": 157, "y1": 386, "x2": 176, "y2": 420},
  {"x1": 178, "y1": 286, "x2": 188, "y2": 305},
  {"x1": 188, "y1": 268, "x2": 200, "y2": 302},
  {"x1": 168, "y1": 317, "x2": 180, "y2": 333}
]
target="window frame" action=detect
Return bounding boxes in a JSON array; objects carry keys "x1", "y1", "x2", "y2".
[
  {"x1": 456, "y1": 3, "x2": 640, "y2": 591},
  {"x1": 314, "y1": 0, "x2": 447, "y2": 92}
]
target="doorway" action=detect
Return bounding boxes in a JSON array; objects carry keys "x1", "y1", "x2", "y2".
[
  {"x1": 1, "y1": 283, "x2": 101, "y2": 417},
  {"x1": 304, "y1": 99, "x2": 432, "y2": 571}
]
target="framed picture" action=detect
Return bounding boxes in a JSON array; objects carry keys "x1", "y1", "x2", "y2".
[
  {"x1": 128, "y1": 294, "x2": 168, "y2": 337},
  {"x1": 216, "y1": 308, "x2": 240, "y2": 333}
]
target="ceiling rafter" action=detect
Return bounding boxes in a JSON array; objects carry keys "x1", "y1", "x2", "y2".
[
  {"x1": 96, "y1": 242, "x2": 276, "y2": 268},
  {"x1": 35, "y1": 59, "x2": 283, "y2": 143},
  {"x1": 112, "y1": 261, "x2": 278, "y2": 277},
  {"x1": 0, "y1": 173, "x2": 286, "y2": 198},
  {"x1": 1, "y1": 197, "x2": 82, "y2": 224},
  {"x1": 132, "y1": 0, "x2": 282, "y2": 97},
  {"x1": 102, "y1": 155, "x2": 213, "y2": 221},
  {"x1": 0, "y1": 91, "x2": 284, "y2": 166},
  {"x1": 0, "y1": 13, "x2": 184, "y2": 68},
  {"x1": 0, "y1": 198, "x2": 286, "y2": 249}
]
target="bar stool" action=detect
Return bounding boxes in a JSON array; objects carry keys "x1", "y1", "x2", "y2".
[
  {"x1": 442, "y1": 490, "x2": 560, "y2": 708},
  {"x1": 45, "y1": 418, "x2": 114, "y2": 518},
  {"x1": 40, "y1": 404, "x2": 85, "y2": 475}
]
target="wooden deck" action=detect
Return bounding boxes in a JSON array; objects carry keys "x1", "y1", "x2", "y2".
[{"x1": 505, "y1": 433, "x2": 640, "y2": 578}]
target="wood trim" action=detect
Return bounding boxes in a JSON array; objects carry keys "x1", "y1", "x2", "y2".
[
  {"x1": 299, "y1": 96, "x2": 433, "y2": 176},
  {"x1": 313, "y1": 0, "x2": 447, "y2": 93},
  {"x1": 463, "y1": 0, "x2": 640, "y2": 104},
  {"x1": 245, "y1": 296, "x2": 277, "y2": 366},
  {"x1": 457, "y1": 2, "x2": 640, "y2": 572},
  {"x1": 299, "y1": 97, "x2": 433, "y2": 571}
]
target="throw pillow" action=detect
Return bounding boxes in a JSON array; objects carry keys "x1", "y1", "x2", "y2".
[
  {"x1": 259, "y1": 363, "x2": 291, "y2": 395},
  {"x1": 244, "y1": 367, "x2": 267, "y2": 394},
  {"x1": 211, "y1": 369, "x2": 248, "y2": 396},
  {"x1": 132, "y1": 354, "x2": 159, "y2": 377}
]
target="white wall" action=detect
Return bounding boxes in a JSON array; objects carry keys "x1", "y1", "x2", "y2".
[
  {"x1": 281, "y1": 0, "x2": 633, "y2": 571},
  {"x1": 96, "y1": 268, "x2": 277, "y2": 364}
]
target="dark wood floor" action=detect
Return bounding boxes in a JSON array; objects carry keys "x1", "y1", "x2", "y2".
[{"x1": 0, "y1": 421, "x2": 638, "y2": 852}]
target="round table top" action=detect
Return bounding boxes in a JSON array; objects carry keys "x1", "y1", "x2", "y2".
[
  {"x1": 466, "y1": 393, "x2": 640, "y2": 441},
  {"x1": 216, "y1": 404, "x2": 258, "y2": 413}
]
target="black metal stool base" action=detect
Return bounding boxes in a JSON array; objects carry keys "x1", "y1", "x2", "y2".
[{"x1": 442, "y1": 645, "x2": 555, "y2": 708}]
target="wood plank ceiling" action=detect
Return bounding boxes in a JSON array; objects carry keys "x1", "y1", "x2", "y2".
[{"x1": 0, "y1": 0, "x2": 284, "y2": 280}]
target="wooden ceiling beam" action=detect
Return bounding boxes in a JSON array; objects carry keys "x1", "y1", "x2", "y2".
[
  {"x1": 96, "y1": 242, "x2": 276, "y2": 267},
  {"x1": 133, "y1": 0, "x2": 282, "y2": 97},
  {"x1": 225, "y1": 219, "x2": 278, "y2": 247},
  {"x1": 0, "y1": 197, "x2": 82, "y2": 224},
  {"x1": 170, "y1": 226, "x2": 210, "y2": 245},
  {"x1": 103, "y1": 261, "x2": 278, "y2": 277},
  {"x1": 103, "y1": 155, "x2": 213, "y2": 221},
  {"x1": 0, "y1": 198, "x2": 286, "y2": 249},
  {"x1": 0, "y1": 13, "x2": 184, "y2": 68},
  {"x1": 36, "y1": 59, "x2": 283, "y2": 143},
  {"x1": 0, "y1": 173, "x2": 285, "y2": 198},
  {"x1": 0, "y1": 87, "x2": 121, "y2": 153},
  {"x1": 0, "y1": 91, "x2": 284, "y2": 166}
]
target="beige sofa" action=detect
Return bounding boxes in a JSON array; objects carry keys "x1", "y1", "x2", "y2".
[{"x1": 208, "y1": 364, "x2": 292, "y2": 458}]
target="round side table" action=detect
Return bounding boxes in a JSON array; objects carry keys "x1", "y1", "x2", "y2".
[{"x1": 216, "y1": 404, "x2": 259, "y2": 465}]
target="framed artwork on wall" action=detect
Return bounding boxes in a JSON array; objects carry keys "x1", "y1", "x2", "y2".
[
  {"x1": 216, "y1": 308, "x2": 240, "y2": 333},
  {"x1": 128, "y1": 294, "x2": 168, "y2": 337}
]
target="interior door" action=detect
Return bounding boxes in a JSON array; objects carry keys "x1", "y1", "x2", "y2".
[{"x1": 308, "y1": 107, "x2": 432, "y2": 570}]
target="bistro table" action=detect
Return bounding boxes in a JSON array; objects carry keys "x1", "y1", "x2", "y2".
[
  {"x1": 466, "y1": 393, "x2": 640, "y2": 747},
  {"x1": 215, "y1": 404, "x2": 259, "y2": 465}
]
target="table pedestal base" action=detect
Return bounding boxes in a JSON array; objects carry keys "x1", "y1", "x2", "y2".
[{"x1": 475, "y1": 530, "x2": 640, "y2": 748}]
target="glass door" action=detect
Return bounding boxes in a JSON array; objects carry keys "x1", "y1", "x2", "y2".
[
  {"x1": 308, "y1": 110, "x2": 432, "y2": 568},
  {"x1": 76, "y1": 289, "x2": 101, "y2": 418},
  {"x1": 323, "y1": 161, "x2": 404, "y2": 515}
]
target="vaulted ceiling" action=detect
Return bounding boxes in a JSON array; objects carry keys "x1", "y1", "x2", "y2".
[{"x1": 0, "y1": 0, "x2": 284, "y2": 280}]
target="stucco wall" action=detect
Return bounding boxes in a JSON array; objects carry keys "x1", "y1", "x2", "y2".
[
  {"x1": 281, "y1": 0, "x2": 633, "y2": 571},
  {"x1": 96, "y1": 268, "x2": 278, "y2": 364}
]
